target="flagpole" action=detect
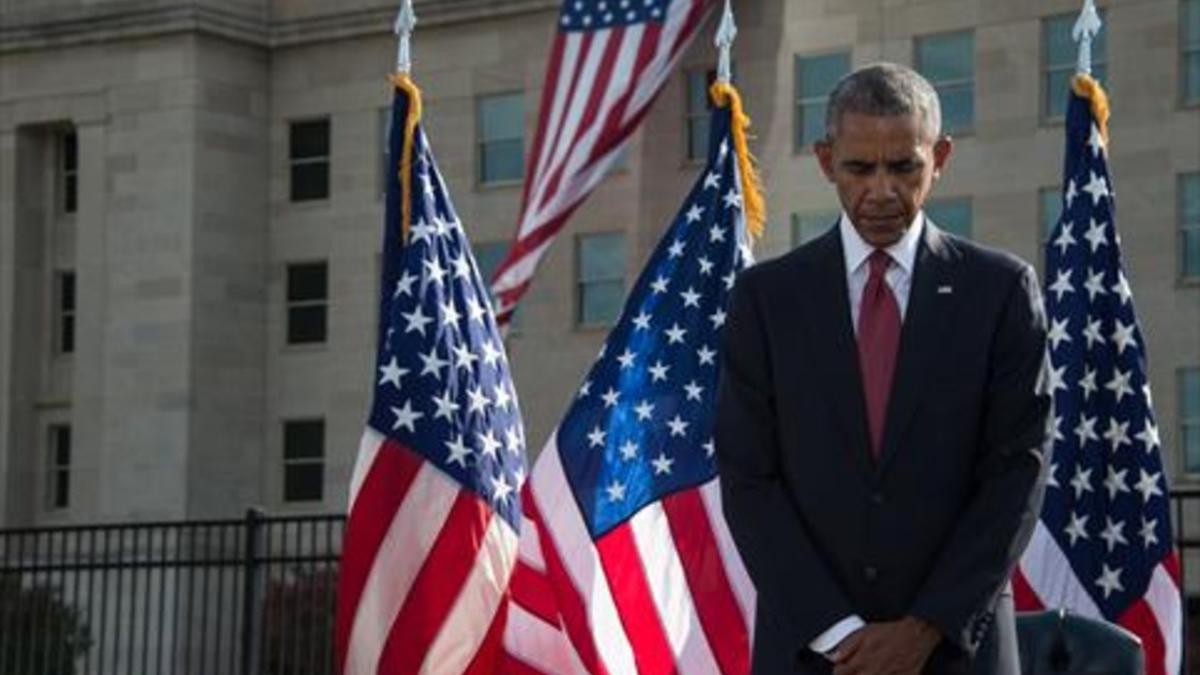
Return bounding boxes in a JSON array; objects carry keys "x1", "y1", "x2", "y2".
[
  {"x1": 715, "y1": 0, "x2": 736, "y2": 84},
  {"x1": 395, "y1": 0, "x2": 417, "y2": 74},
  {"x1": 1072, "y1": 0, "x2": 1102, "y2": 76}
]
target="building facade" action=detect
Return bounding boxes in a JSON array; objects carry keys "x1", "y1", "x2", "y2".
[{"x1": 1, "y1": 0, "x2": 1198, "y2": 527}]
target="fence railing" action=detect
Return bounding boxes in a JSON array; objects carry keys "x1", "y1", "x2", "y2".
[
  {"x1": 5, "y1": 490, "x2": 1200, "y2": 675},
  {"x1": 0, "y1": 509, "x2": 345, "y2": 675}
]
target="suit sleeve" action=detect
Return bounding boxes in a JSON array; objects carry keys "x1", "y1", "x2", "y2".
[
  {"x1": 715, "y1": 274, "x2": 859, "y2": 653},
  {"x1": 909, "y1": 264, "x2": 1052, "y2": 654}
]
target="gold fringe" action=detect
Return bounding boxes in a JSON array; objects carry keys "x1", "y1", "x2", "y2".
[
  {"x1": 389, "y1": 73, "x2": 423, "y2": 245},
  {"x1": 708, "y1": 81, "x2": 765, "y2": 239},
  {"x1": 1071, "y1": 73, "x2": 1110, "y2": 148}
]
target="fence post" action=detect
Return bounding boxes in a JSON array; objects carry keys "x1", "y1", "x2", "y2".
[{"x1": 241, "y1": 507, "x2": 264, "y2": 675}]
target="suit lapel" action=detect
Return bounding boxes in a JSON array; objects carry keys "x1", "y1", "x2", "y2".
[
  {"x1": 802, "y1": 229, "x2": 874, "y2": 482},
  {"x1": 876, "y1": 223, "x2": 961, "y2": 476}
]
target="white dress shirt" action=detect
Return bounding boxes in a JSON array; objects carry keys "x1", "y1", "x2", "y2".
[{"x1": 809, "y1": 211, "x2": 925, "y2": 657}]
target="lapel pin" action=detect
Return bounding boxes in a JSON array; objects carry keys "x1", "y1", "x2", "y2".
[{"x1": 937, "y1": 285, "x2": 953, "y2": 295}]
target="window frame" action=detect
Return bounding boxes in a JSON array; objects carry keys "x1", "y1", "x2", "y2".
[
  {"x1": 791, "y1": 211, "x2": 840, "y2": 248},
  {"x1": 285, "y1": 261, "x2": 329, "y2": 346},
  {"x1": 1181, "y1": 367, "x2": 1200, "y2": 474},
  {"x1": 56, "y1": 270, "x2": 76, "y2": 355},
  {"x1": 1041, "y1": 11, "x2": 1109, "y2": 123},
  {"x1": 282, "y1": 418, "x2": 325, "y2": 503},
  {"x1": 1039, "y1": 186, "x2": 1064, "y2": 245},
  {"x1": 684, "y1": 67, "x2": 717, "y2": 164},
  {"x1": 1183, "y1": 0, "x2": 1200, "y2": 107},
  {"x1": 575, "y1": 232, "x2": 627, "y2": 329},
  {"x1": 288, "y1": 117, "x2": 331, "y2": 203},
  {"x1": 914, "y1": 30, "x2": 976, "y2": 136},
  {"x1": 1181, "y1": 172, "x2": 1200, "y2": 283},
  {"x1": 476, "y1": 91, "x2": 526, "y2": 187},
  {"x1": 46, "y1": 424, "x2": 71, "y2": 510},
  {"x1": 59, "y1": 129, "x2": 78, "y2": 215},
  {"x1": 793, "y1": 50, "x2": 852, "y2": 154},
  {"x1": 925, "y1": 196, "x2": 974, "y2": 240}
]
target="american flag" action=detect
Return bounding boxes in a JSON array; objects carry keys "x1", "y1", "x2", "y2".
[
  {"x1": 501, "y1": 93, "x2": 755, "y2": 674},
  {"x1": 335, "y1": 78, "x2": 527, "y2": 675},
  {"x1": 489, "y1": 0, "x2": 716, "y2": 328},
  {"x1": 1013, "y1": 75, "x2": 1183, "y2": 675}
]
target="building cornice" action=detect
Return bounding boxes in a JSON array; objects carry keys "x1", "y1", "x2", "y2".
[{"x1": 0, "y1": 0, "x2": 559, "y2": 55}]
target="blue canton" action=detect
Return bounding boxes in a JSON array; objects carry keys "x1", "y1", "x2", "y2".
[
  {"x1": 559, "y1": 0, "x2": 670, "y2": 30},
  {"x1": 557, "y1": 105, "x2": 752, "y2": 537},
  {"x1": 368, "y1": 89, "x2": 526, "y2": 529},
  {"x1": 1040, "y1": 85, "x2": 1173, "y2": 617}
]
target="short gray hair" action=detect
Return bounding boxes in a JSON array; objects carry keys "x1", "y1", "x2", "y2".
[{"x1": 824, "y1": 62, "x2": 942, "y2": 141}]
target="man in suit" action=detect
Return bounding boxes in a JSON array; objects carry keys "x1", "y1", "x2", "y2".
[{"x1": 715, "y1": 63, "x2": 1051, "y2": 674}]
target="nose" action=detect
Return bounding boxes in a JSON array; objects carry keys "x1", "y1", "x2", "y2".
[{"x1": 865, "y1": 168, "x2": 896, "y2": 204}]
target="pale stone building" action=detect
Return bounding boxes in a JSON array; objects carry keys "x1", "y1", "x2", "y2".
[{"x1": 1, "y1": 0, "x2": 1198, "y2": 532}]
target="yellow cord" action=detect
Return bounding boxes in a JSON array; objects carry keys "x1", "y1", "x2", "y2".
[
  {"x1": 1072, "y1": 73, "x2": 1110, "y2": 147},
  {"x1": 388, "y1": 73, "x2": 423, "y2": 245},
  {"x1": 709, "y1": 81, "x2": 765, "y2": 239}
]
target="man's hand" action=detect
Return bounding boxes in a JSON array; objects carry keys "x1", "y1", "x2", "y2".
[{"x1": 830, "y1": 616, "x2": 941, "y2": 675}]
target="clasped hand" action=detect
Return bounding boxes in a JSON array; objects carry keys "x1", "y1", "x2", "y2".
[{"x1": 830, "y1": 616, "x2": 941, "y2": 675}]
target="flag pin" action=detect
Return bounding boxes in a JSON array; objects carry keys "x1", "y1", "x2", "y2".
[{"x1": 937, "y1": 285, "x2": 953, "y2": 295}]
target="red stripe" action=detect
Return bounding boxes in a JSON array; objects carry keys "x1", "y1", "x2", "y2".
[
  {"x1": 593, "y1": 20, "x2": 661, "y2": 157},
  {"x1": 670, "y1": 0, "x2": 713, "y2": 57},
  {"x1": 516, "y1": 34, "x2": 567, "y2": 222},
  {"x1": 1011, "y1": 567, "x2": 1044, "y2": 612},
  {"x1": 1118, "y1": 598, "x2": 1167, "y2": 675},
  {"x1": 375, "y1": 492, "x2": 493, "y2": 672},
  {"x1": 595, "y1": 523, "x2": 678, "y2": 675},
  {"x1": 524, "y1": 491, "x2": 611, "y2": 675},
  {"x1": 498, "y1": 651, "x2": 550, "y2": 675},
  {"x1": 662, "y1": 489, "x2": 751, "y2": 675},
  {"x1": 334, "y1": 439, "x2": 422, "y2": 674},
  {"x1": 511, "y1": 560, "x2": 561, "y2": 625},
  {"x1": 536, "y1": 28, "x2": 625, "y2": 216},
  {"x1": 1162, "y1": 549, "x2": 1181, "y2": 582},
  {"x1": 464, "y1": 596, "x2": 510, "y2": 675}
]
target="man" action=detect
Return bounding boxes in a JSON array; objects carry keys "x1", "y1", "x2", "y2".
[{"x1": 715, "y1": 63, "x2": 1050, "y2": 674}]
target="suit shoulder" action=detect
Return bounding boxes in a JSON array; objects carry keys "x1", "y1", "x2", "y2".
[
  {"x1": 939, "y1": 231, "x2": 1035, "y2": 281},
  {"x1": 735, "y1": 236, "x2": 829, "y2": 294}
]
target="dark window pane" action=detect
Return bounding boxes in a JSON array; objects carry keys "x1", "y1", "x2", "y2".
[
  {"x1": 55, "y1": 427, "x2": 71, "y2": 465},
  {"x1": 938, "y1": 84, "x2": 974, "y2": 134},
  {"x1": 481, "y1": 139, "x2": 524, "y2": 183},
  {"x1": 798, "y1": 102, "x2": 828, "y2": 148},
  {"x1": 687, "y1": 70, "x2": 712, "y2": 113},
  {"x1": 1185, "y1": 230, "x2": 1200, "y2": 278},
  {"x1": 287, "y1": 263, "x2": 327, "y2": 302},
  {"x1": 1184, "y1": 174, "x2": 1200, "y2": 223},
  {"x1": 926, "y1": 199, "x2": 972, "y2": 239},
  {"x1": 1045, "y1": 69, "x2": 1073, "y2": 118},
  {"x1": 1187, "y1": 0, "x2": 1200, "y2": 45},
  {"x1": 579, "y1": 233, "x2": 625, "y2": 282},
  {"x1": 688, "y1": 115, "x2": 710, "y2": 161},
  {"x1": 798, "y1": 52, "x2": 850, "y2": 99},
  {"x1": 64, "y1": 174, "x2": 78, "y2": 214},
  {"x1": 479, "y1": 94, "x2": 524, "y2": 142},
  {"x1": 1040, "y1": 188, "x2": 1063, "y2": 242},
  {"x1": 287, "y1": 306, "x2": 327, "y2": 344},
  {"x1": 289, "y1": 120, "x2": 329, "y2": 160},
  {"x1": 581, "y1": 281, "x2": 624, "y2": 326},
  {"x1": 61, "y1": 272, "x2": 76, "y2": 311},
  {"x1": 917, "y1": 32, "x2": 974, "y2": 82},
  {"x1": 473, "y1": 242, "x2": 507, "y2": 282},
  {"x1": 61, "y1": 316, "x2": 75, "y2": 354},
  {"x1": 792, "y1": 212, "x2": 838, "y2": 247},
  {"x1": 1185, "y1": 175, "x2": 1200, "y2": 278},
  {"x1": 284, "y1": 463, "x2": 324, "y2": 501},
  {"x1": 1187, "y1": 52, "x2": 1200, "y2": 104},
  {"x1": 62, "y1": 131, "x2": 78, "y2": 171},
  {"x1": 54, "y1": 471, "x2": 69, "y2": 508},
  {"x1": 291, "y1": 162, "x2": 329, "y2": 201},
  {"x1": 284, "y1": 420, "x2": 324, "y2": 459}
]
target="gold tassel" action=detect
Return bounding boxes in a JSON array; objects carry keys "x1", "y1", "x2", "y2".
[
  {"x1": 388, "y1": 72, "x2": 424, "y2": 245},
  {"x1": 1071, "y1": 73, "x2": 1110, "y2": 148},
  {"x1": 708, "y1": 81, "x2": 766, "y2": 239}
]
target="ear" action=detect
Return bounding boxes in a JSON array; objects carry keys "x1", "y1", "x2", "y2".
[
  {"x1": 814, "y1": 139, "x2": 836, "y2": 183},
  {"x1": 931, "y1": 136, "x2": 953, "y2": 177}
]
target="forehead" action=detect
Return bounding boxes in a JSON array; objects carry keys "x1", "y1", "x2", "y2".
[{"x1": 830, "y1": 112, "x2": 932, "y2": 157}]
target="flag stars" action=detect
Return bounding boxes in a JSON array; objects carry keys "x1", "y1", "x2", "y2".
[
  {"x1": 409, "y1": 219, "x2": 437, "y2": 245},
  {"x1": 378, "y1": 357, "x2": 409, "y2": 389},
  {"x1": 477, "y1": 430, "x2": 502, "y2": 459},
  {"x1": 587, "y1": 426, "x2": 607, "y2": 448},
  {"x1": 394, "y1": 270, "x2": 417, "y2": 297},
  {"x1": 652, "y1": 453, "x2": 675, "y2": 476},
  {"x1": 1083, "y1": 268, "x2": 1107, "y2": 301},
  {"x1": 709, "y1": 308, "x2": 727, "y2": 329},
  {"x1": 617, "y1": 349, "x2": 637, "y2": 370},
  {"x1": 1048, "y1": 269, "x2": 1074, "y2": 302},
  {"x1": 698, "y1": 256, "x2": 714, "y2": 275},
  {"x1": 606, "y1": 480, "x2": 626, "y2": 502},
  {"x1": 684, "y1": 381, "x2": 704, "y2": 402},
  {"x1": 703, "y1": 171, "x2": 720, "y2": 190},
  {"x1": 452, "y1": 343, "x2": 479, "y2": 373},
  {"x1": 493, "y1": 384, "x2": 513, "y2": 411},
  {"x1": 1047, "y1": 318, "x2": 1072, "y2": 351},
  {"x1": 423, "y1": 258, "x2": 448, "y2": 285},
  {"x1": 1134, "y1": 469, "x2": 1163, "y2": 503},
  {"x1": 685, "y1": 204, "x2": 705, "y2": 223},
  {"x1": 668, "y1": 240, "x2": 686, "y2": 258},
  {"x1": 1079, "y1": 367, "x2": 1098, "y2": 400},
  {"x1": 482, "y1": 340, "x2": 504, "y2": 369},
  {"x1": 490, "y1": 474, "x2": 514, "y2": 504},
  {"x1": 632, "y1": 311, "x2": 652, "y2": 331},
  {"x1": 440, "y1": 300, "x2": 462, "y2": 329},
  {"x1": 709, "y1": 224, "x2": 727, "y2": 243},
  {"x1": 1082, "y1": 171, "x2": 1111, "y2": 206},
  {"x1": 451, "y1": 255, "x2": 472, "y2": 280},
  {"x1": 1064, "y1": 511, "x2": 1090, "y2": 546},
  {"x1": 619, "y1": 440, "x2": 639, "y2": 461},
  {"x1": 1069, "y1": 465, "x2": 1095, "y2": 500},
  {"x1": 1074, "y1": 415, "x2": 1100, "y2": 447},
  {"x1": 651, "y1": 276, "x2": 670, "y2": 294},
  {"x1": 1106, "y1": 368, "x2": 1135, "y2": 404},
  {"x1": 1140, "y1": 517, "x2": 1159, "y2": 549},
  {"x1": 667, "y1": 414, "x2": 689, "y2": 437},
  {"x1": 579, "y1": 380, "x2": 592, "y2": 397},
  {"x1": 703, "y1": 439, "x2": 715, "y2": 457},
  {"x1": 467, "y1": 386, "x2": 491, "y2": 415},
  {"x1": 1111, "y1": 321, "x2": 1137, "y2": 356},
  {"x1": 466, "y1": 296, "x2": 488, "y2": 325},
  {"x1": 1053, "y1": 222, "x2": 1077, "y2": 256},
  {"x1": 665, "y1": 323, "x2": 687, "y2": 345},
  {"x1": 722, "y1": 189, "x2": 742, "y2": 210},
  {"x1": 505, "y1": 427, "x2": 523, "y2": 455},
  {"x1": 602, "y1": 387, "x2": 620, "y2": 408},
  {"x1": 1083, "y1": 318, "x2": 1104, "y2": 350},
  {"x1": 649, "y1": 360, "x2": 670, "y2": 382},
  {"x1": 722, "y1": 271, "x2": 737, "y2": 290},
  {"x1": 1095, "y1": 564, "x2": 1124, "y2": 599},
  {"x1": 1065, "y1": 179, "x2": 1078, "y2": 209},
  {"x1": 1102, "y1": 417, "x2": 1131, "y2": 453},
  {"x1": 420, "y1": 347, "x2": 449, "y2": 380},
  {"x1": 1088, "y1": 123, "x2": 1106, "y2": 157},
  {"x1": 680, "y1": 287, "x2": 702, "y2": 308},
  {"x1": 390, "y1": 400, "x2": 423, "y2": 433},
  {"x1": 1084, "y1": 218, "x2": 1108, "y2": 253},
  {"x1": 697, "y1": 345, "x2": 717, "y2": 366},
  {"x1": 403, "y1": 306, "x2": 434, "y2": 336},
  {"x1": 634, "y1": 400, "x2": 655, "y2": 421},
  {"x1": 1104, "y1": 465, "x2": 1131, "y2": 500},
  {"x1": 1047, "y1": 364, "x2": 1068, "y2": 395},
  {"x1": 1112, "y1": 273, "x2": 1133, "y2": 305},
  {"x1": 432, "y1": 390, "x2": 461, "y2": 421},
  {"x1": 1135, "y1": 422, "x2": 1161, "y2": 452},
  {"x1": 445, "y1": 434, "x2": 471, "y2": 468}
]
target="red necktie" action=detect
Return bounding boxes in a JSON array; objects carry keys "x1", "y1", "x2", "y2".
[{"x1": 857, "y1": 249, "x2": 902, "y2": 460}]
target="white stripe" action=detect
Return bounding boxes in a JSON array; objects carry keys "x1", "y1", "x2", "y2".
[
  {"x1": 526, "y1": 25, "x2": 643, "y2": 231},
  {"x1": 504, "y1": 602, "x2": 589, "y2": 675},
  {"x1": 624, "y1": 0, "x2": 698, "y2": 123},
  {"x1": 1146, "y1": 562, "x2": 1183, "y2": 675},
  {"x1": 419, "y1": 514, "x2": 520, "y2": 674},
  {"x1": 343, "y1": 464, "x2": 460, "y2": 675},
  {"x1": 519, "y1": 514, "x2": 547, "y2": 573},
  {"x1": 494, "y1": 237, "x2": 554, "y2": 300},
  {"x1": 531, "y1": 433, "x2": 639, "y2": 674},
  {"x1": 699, "y1": 479, "x2": 757, "y2": 636},
  {"x1": 348, "y1": 429, "x2": 385, "y2": 511},
  {"x1": 629, "y1": 503, "x2": 722, "y2": 674},
  {"x1": 524, "y1": 29, "x2": 612, "y2": 236},
  {"x1": 528, "y1": 32, "x2": 583, "y2": 215},
  {"x1": 1017, "y1": 521, "x2": 1102, "y2": 617}
]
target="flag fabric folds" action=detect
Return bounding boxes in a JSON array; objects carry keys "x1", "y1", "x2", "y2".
[
  {"x1": 501, "y1": 84, "x2": 756, "y2": 675},
  {"x1": 1013, "y1": 74, "x2": 1182, "y2": 675},
  {"x1": 335, "y1": 75, "x2": 527, "y2": 675},
  {"x1": 489, "y1": 0, "x2": 716, "y2": 328}
]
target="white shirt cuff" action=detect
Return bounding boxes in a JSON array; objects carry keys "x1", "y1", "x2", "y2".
[{"x1": 809, "y1": 615, "x2": 866, "y2": 655}]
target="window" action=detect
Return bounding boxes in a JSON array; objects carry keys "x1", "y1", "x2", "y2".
[
  {"x1": 1040, "y1": 187, "x2": 1064, "y2": 243},
  {"x1": 1184, "y1": 0, "x2": 1200, "y2": 105},
  {"x1": 283, "y1": 419, "x2": 324, "y2": 502},
  {"x1": 57, "y1": 271, "x2": 75, "y2": 355},
  {"x1": 380, "y1": 107, "x2": 393, "y2": 196},
  {"x1": 685, "y1": 68, "x2": 717, "y2": 162},
  {"x1": 576, "y1": 233, "x2": 626, "y2": 327},
  {"x1": 915, "y1": 31, "x2": 975, "y2": 135},
  {"x1": 795, "y1": 51, "x2": 851, "y2": 150},
  {"x1": 1043, "y1": 13, "x2": 1108, "y2": 120},
  {"x1": 791, "y1": 211, "x2": 839, "y2": 247},
  {"x1": 289, "y1": 118, "x2": 330, "y2": 202},
  {"x1": 478, "y1": 93, "x2": 525, "y2": 184},
  {"x1": 47, "y1": 425, "x2": 71, "y2": 510},
  {"x1": 286, "y1": 262, "x2": 328, "y2": 344},
  {"x1": 1182, "y1": 173, "x2": 1200, "y2": 280},
  {"x1": 926, "y1": 198, "x2": 973, "y2": 239},
  {"x1": 59, "y1": 130, "x2": 78, "y2": 214},
  {"x1": 1182, "y1": 368, "x2": 1200, "y2": 472}
]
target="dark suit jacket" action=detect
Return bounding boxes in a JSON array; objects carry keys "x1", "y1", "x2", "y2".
[{"x1": 715, "y1": 223, "x2": 1051, "y2": 674}]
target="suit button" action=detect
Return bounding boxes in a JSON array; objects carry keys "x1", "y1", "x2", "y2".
[
  {"x1": 871, "y1": 492, "x2": 885, "y2": 506},
  {"x1": 864, "y1": 566, "x2": 878, "y2": 581}
]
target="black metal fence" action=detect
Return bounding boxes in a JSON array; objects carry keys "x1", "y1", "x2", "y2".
[
  {"x1": 5, "y1": 492, "x2": 1200, "y2": 675},
  {"x1": 0, "y1": 509, "x2": 345, "y2": 675}
]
